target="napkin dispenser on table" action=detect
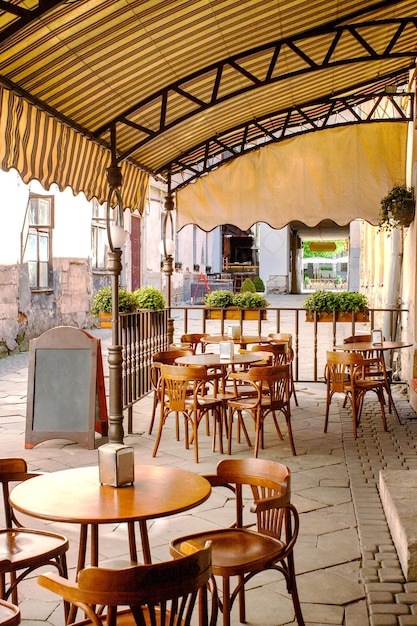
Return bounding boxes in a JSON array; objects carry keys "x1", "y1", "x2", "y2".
[
  {"x1": 98, "y1": 443, "x2": 135, "y2": 487},
  {"x1": 219, "y1": 340, "x2": 234, "y2": 360}
]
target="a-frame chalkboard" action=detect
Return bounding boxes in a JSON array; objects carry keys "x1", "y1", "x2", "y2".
[{"x1": 25, "y1": 326, "x2": 108, "y2": 450}]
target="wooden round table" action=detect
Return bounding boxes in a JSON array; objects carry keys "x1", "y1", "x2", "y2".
[
  {"x1": 10, "y1": 465, "x2": 211, "y2": 568},
  {"x1": 176, "y1": 352, "x2": 264, "y2": 391},
  {"x1": 334, "y1": 340, "x2": 413, "y2": 352}
]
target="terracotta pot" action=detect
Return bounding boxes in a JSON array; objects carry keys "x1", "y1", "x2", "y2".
[
  {"x1": 98, "y1": 312, "x2": 112, "y2": 328},
  {"x1": 204, "y1": 308, "x2": 267, "y2": 320}
]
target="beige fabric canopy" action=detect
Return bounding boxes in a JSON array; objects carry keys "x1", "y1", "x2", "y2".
[
  {"x1": 0, "y1": 88, "x2": 148, "y2": 211},
  {"x1": 0, "y1": 0, "x2": 415, "y2": 220},
  {"x1": 177, "y1": 123, "x2": 408, "y2": 230}
]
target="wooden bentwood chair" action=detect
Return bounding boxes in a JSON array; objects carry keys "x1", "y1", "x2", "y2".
[
  {"x1": 38, "y1": 543, "x2": 217, "y2": 626},
  {"x1": 324, "y1": 350, "x2": 395, "y2": 438},
  {"x1": 148, "y1": 348, "x2": 195, "y2": 437},
  {"x1": 152, "y1": 364, "x2": 224, "y2": 463},
  {"x1": 0, "y1": 458, "x2": 69, "y2": 604},
  {"x1": 226, "y1": 364, "x2": 296, "y2": 457},
  {"x1": 170, "y1": 458, "x2": 305, "y2": 626},
  {"x1": 180, "y1": 333, "x2": 209, "y2": 353}
]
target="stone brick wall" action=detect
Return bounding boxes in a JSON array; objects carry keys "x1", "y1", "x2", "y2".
[{"x1": 0, "y1": 258, "x2": 94, "y2": 357}]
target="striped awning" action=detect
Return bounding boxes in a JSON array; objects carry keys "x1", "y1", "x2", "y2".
[
  {"x1": 0, "y1": 0, "x2": 415, "y2": 218},
  {"x1": 0, "y1": 87, "x2": 148, "y2": 212}
]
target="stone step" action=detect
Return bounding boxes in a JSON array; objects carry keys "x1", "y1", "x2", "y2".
[{"x1": 379, "y1": 470, "x2": 417, "y2": 581}]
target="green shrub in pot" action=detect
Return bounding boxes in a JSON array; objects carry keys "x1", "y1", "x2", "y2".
[
  {"x1": 133, "y1": 286, "x2": 166, "y2": 310},
  {"x1": 233, "y1": 292, "x2": 269, "y2": 309},
  {"x1": 91, "y1": 287, "x2": 138, "y2": 316}
]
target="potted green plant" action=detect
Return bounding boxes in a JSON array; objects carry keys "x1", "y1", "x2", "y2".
[
  {"x1": 92, "y1": 286, "x2": 138, "y2": 327},
  {"x1": 204, "y1": 290, "x2": 268, "y2": 320},
  {"x1": 252, "y1": 276, "x2": 265, "y2": 293},
  {"x1": 133, "y1": 286, "x2": 166, "y2": 310},
  {"x1": 193, "y1": 263, "x2": 200, "y2": 272},
  {"x1": 379, "y1": 184, "x2": 415, "y2": 234},
  {"x1": 175, "y1": 261, "x2": 182, "y2": 271},
  {"x1": 240, "y1": 278, "x2": 256, "y2": 293},
  {"x1": 303, "y1": 290, "x2": 369, "y2": 322}
]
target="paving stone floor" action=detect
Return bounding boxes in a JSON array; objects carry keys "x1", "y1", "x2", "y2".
[{"x1": 0, "y1": 300, "x2": 417, "y2": 625}]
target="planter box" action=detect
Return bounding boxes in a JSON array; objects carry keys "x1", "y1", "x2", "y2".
[
  {"x1": 98, "y1": 312, "x2": 112, "y2": 328},
  {"x1": 305, "y1": 310, "x2": 369, "y2": 323},
  {"x1": 204, "y1": 308, "x2": 267, "y2": 320}
]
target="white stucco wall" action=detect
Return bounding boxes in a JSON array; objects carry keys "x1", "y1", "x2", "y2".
[{"x1": 259, "y1": 223, "x2": 290, "y2": 293}]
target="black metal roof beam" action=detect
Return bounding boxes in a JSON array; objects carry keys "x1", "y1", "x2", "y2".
[
  {"x1": 168, "y1": 90, "x2": 413, "y2": 189},
  {"x1": 0, "y1": 1, "x2": 65, "y2": 45},
  {"x1": 104, "y1": 17, "x2": 416, "y2": 163}
]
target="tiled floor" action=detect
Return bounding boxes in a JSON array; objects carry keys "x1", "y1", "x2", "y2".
[{"x1": 0, "y1": 295, "x2": 416, "y2": 625}]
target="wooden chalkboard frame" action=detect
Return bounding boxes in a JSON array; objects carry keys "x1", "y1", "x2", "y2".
[{"x1": 25, "y1": 326, "x2": 108, "y2": 450}]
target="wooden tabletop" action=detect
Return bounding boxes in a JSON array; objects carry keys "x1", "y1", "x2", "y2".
[
  {"x1": 10, "y1": 465, "x2": 211, "y2": 525},
  {"x1": 175, "y1": 352, "x2": 264, "y2": 367},
  {"x1": 334, "y1": 341, "x2": 413, "y2": 352}
]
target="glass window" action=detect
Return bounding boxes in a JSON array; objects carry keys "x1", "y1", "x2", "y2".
[
  {"x1": 92, "y1": 198, "x2": 107, "y2": 270},
  {"x1": 21, "y1": 195, "x2": 53, "y2": 289}
]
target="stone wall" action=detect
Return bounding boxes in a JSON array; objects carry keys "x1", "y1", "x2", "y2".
[
  {"x1": 0, "y1": 258, "x2": 94, "y2": 357},
  {"x1": 266, "y1": 274, "x2": 288, "y2": 294}
]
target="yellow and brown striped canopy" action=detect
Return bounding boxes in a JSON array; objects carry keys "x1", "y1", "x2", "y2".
[{"x1": 0, "y1": 1, "x2": 415, "y2": 220}]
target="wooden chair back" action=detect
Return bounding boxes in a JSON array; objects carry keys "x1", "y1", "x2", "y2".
[
  {"x1": 151, "y1": 348, "x2": 194, "y2": 391},
  {"x1": 180, "y1": 333, "x2": 209, "y2": 353},
  {"x1": 248, "y1": 343, "x2": 288, "y2": 366},
  {"x1": 160, "y1": 364, "x2": 208, "y2": 411},
  {"x1": 38, "y1": 544, "x2": 214, "y2": 626},
  {"x1": 0, "y1": 458, "x2": 39, "y2": 528},
  {"x1": 268, "y1": 332, "x2": 292, "y2": 348},
  {"x1": 325, "y1": 350, "x2": 363, "y2": 393},
  {"x1": 343, "y1": 334, "x2": 372, "y2": 343}
]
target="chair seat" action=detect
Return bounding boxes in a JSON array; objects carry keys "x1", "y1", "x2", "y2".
[
  {"x1": 171, "y1": 528, "x2": 285, "y2": 576},
  {"x1": 0, "y1": 529, "x2": 68, "y2": 572}
]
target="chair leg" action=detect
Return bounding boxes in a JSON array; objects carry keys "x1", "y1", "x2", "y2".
[
  {"x1": 286, "y1": 553, "x2": 306, "y2": 626},
  {"x1": 324, "y1": 388, "x2": 332, "y2": 433},
  {"x1": 148, "y1": 390, "x2": 159, "y2": 435}
]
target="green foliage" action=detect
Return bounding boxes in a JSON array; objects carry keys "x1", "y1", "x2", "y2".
[
  {"x1": 133, "y1": 286, "x2": 166, "y2": 310},
  {"x1": 252, "y1": 276, "x2": 265, "y2": 292},
  {"x1": 379, "y1": 184, "x2": 415, "y2": 233},
  {"x1": 303, "y1": 241, "x2": 346, "y2": 258},
  {"x1": 334, "y1": 275, "x2": 342, "y2": 285},
  {"x1": 303, "y1": 290, "x2": 368, "y2": 313},
  {"x1": 205, "y1": 290, "x2": 235, "y2": 308},
  {"x1": 240, "y1": 278, "x2": 256, "y2": 293},
  {"x1": 205, "y1": 290, "x2": 268, "y2": 309},
  {"x1": 233, "y1": 292, "x2": 269, "y2": 309},
  {"x1": 91, "y1": 287, "x2": 138, "y2": 315}
]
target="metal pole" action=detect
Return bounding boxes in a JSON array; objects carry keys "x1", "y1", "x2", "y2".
[
  {"x1": 107, "y1": 248, "x2": 124, "y2": 443},
  {"x1": 106, "y1": 161, "x2": 125, "y2": 444}
]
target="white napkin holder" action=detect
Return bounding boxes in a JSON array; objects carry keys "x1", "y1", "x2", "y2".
[
  {"x1": 98, "y1": 443, "x2": 135, "y2": 487},
  {"x1": 371, "y1": 329, "x2": 383, "y2": 345},
  {"x1": 219, "y1": 340, "x2": 234, "y2": 360},
  {"x1": 227, "y1": 325, "x2": 240, "y2": 340}
]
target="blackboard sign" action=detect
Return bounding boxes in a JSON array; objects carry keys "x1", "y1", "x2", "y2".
[{"x1": 25, "y1": 326, "x2": 108, "y2": 450}]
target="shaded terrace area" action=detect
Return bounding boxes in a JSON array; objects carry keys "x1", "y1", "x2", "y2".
[{"x1": 1, "y1": 294, "x2": 417, "y2": 625}]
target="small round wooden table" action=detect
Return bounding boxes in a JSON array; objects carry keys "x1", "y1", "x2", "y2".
[
  {"x1": 10, "y1": 465, "x2": 211, "y2": 569},
  {"x1": 176, "y1": 352, "x2": 264, "y2": 391},
  {"x1": 0, "y1": 600, "x2": 20, "y2": 626}
]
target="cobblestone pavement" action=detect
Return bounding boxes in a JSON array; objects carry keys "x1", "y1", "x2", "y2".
[{"x1": 0, "y1": 308, "x2": 416, "y2": 625}]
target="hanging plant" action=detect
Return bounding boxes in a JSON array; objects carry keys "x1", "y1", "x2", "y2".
[{"x1": 379, "y1": 184, "x2": 415, "y2": 234}]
